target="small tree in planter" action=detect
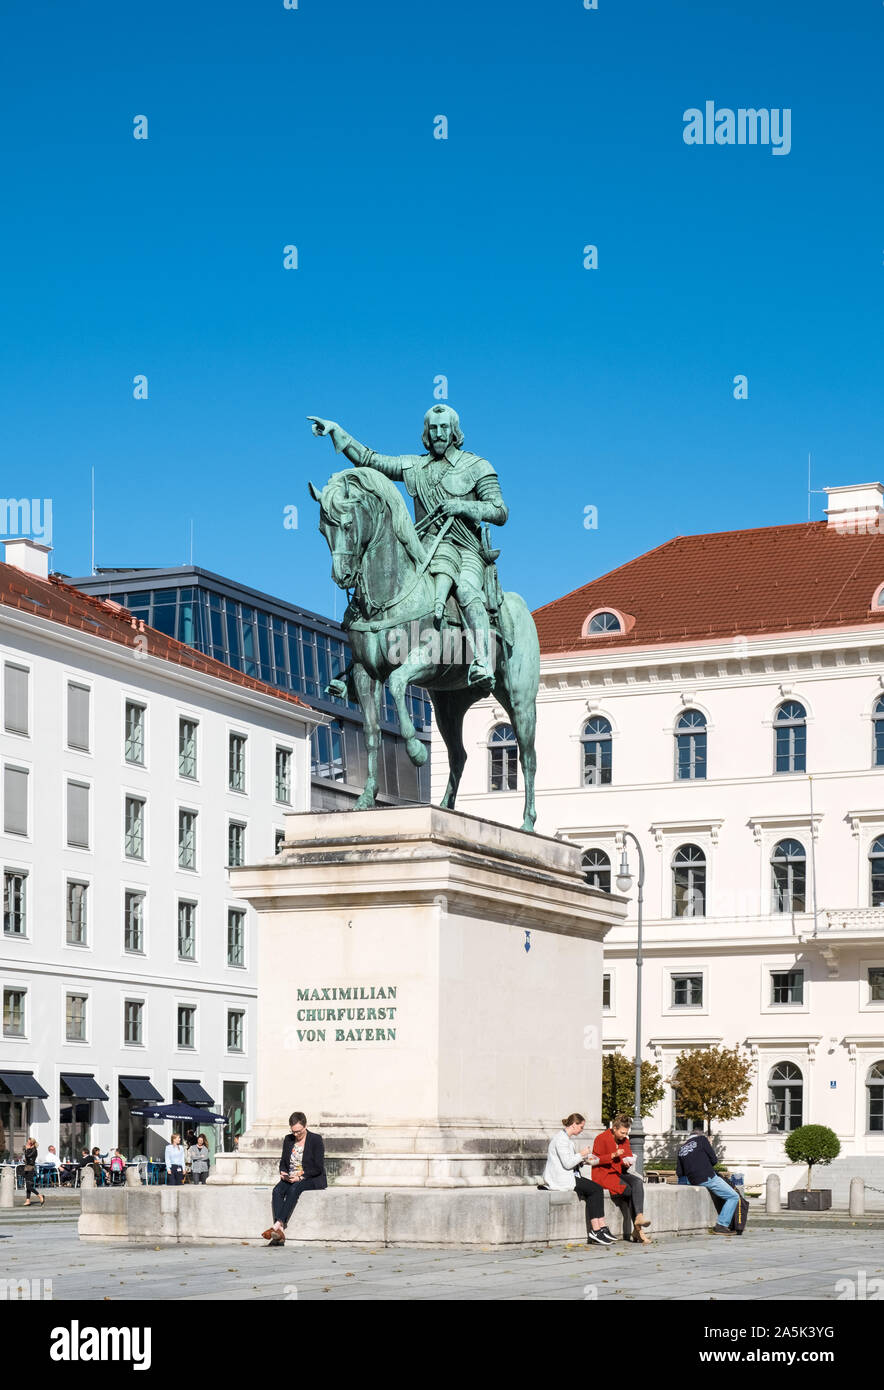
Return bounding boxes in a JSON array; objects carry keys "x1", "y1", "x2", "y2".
[{"x1": 783, "y1": 1125, "x2": 841, "y2": 1210}]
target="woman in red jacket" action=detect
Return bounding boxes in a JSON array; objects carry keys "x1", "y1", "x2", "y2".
[{"x1": 592, "y1": 1113, "x2": 652, "y2": 1244}]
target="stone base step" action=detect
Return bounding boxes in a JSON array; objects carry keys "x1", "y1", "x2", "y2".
[{"x1": 79, "y1": 1183, "x2": 711, "y2": 1247}]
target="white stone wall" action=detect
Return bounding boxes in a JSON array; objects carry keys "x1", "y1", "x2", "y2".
[
  {"x1": 438, "y1": 623, "x2": 884, "y2": 1166},
  {"x1": 0, "y1": 607, "x2": 315, "y2": 1159}
]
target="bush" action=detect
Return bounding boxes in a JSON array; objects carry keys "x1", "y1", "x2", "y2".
[{"x1": 783, "y1": 1125, "x2": 841, "y2": 1191}]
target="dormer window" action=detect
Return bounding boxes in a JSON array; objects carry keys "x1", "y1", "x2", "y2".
[{"x1": 582, "y1": 609, "x2": 624, "y2": 637}]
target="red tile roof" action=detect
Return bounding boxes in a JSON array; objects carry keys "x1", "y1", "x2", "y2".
[
  {"x1": 0, "y1": 563, "x2": 312, "y2": 711},
  {"x1": 534, "y1": 520, "x2": 884, "y2": 655}
]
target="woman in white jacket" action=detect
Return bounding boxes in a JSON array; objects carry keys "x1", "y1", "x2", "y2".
[{"x1": 542, "y1": 1112, "x2": 614, "y2": 1246}]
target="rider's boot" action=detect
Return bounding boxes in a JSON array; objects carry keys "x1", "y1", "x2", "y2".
[{"x1": 462, "y1": 598, "x2": 495, "y2": 689}]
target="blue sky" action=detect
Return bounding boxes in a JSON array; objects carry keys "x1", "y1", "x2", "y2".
[{"x1": 2, "y1": 0, "x2": 883, "y2": 617}]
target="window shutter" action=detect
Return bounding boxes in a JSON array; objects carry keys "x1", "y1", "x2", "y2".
[
  {"x1": 4, "y1": 665, "x2": 28, "y2": 735},
  {"x1": 67, "y1": 781, "x2": 89, "y2": 848},
  {"x1": 4, "y1": 766, "x2": 28, "y2": 835},
  {"x1": 68, "y1": 684, "x2": 90, "y2": 750}
]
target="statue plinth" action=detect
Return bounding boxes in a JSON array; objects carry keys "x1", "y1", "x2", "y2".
[{"x1": 213, "y1": 806, "x2": 626, "y2": 1188}]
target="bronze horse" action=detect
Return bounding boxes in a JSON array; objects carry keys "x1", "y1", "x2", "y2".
[{"x1": 310, "y1": 467, "x2": 539, "y2": 830}]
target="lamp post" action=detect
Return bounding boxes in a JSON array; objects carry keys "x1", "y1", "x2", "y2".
[{"x1": 615, "y1": 831, "x2": 646, "y2": 1175}]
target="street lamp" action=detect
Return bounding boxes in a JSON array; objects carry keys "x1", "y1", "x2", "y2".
[{"x1": 615, "y1": 831, "x2": 646, "y2": 1175}]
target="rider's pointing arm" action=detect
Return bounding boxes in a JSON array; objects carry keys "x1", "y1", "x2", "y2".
[{"x1": 323, "y1": 423, "x2": 411, "y2": 481}]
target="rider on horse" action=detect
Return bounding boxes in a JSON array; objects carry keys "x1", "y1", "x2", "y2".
[{"x1": 308, "y1": 405, "x2": 507, "y2": 688}]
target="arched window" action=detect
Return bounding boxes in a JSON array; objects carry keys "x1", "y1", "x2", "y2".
[
  {"x1": 586, "y1": 611, "x2": 622, "y2": 635},
  {"x1": 582, "y1": 848, "x2": 611, "y2": 892},
  {"x1": 488, "y1": 723, "x2": 517, "y2": 793},
  {"x1": 768, "y1": 1061, "x2": 803, "y2": 1132},
  {"x1": 774, "y1": 701, "x2": 806, "y2": 773},
  {"x1": 675, "y1": 710, "x2": 707, "y2": 781},
  {"x1": 581, "y1": 717, "x2": 612, "y2": 786},
  {"x1": 874, "y1": 699, "x2": 884, "y2": 767},
  {"x1": 870, "y1": 838, "x2": 884, "y2": 907},
  {"x1": 868, "y1": 1061, "x2": 884, "y2": 1133},
  {"x1": 672, "y1": 843, "x2": 706, "y2": 918},
  {"x1": 771, "y1": 839, "x2": 807, "y2": 913}
]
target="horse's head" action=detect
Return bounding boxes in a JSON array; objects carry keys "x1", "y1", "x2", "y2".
[{"x1": 309, "y1": 471, "x2": 377, "y2": 591}]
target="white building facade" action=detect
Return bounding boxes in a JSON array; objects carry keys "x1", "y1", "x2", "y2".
[
  {"x1": 0, "y1": 541, "x2": 321, "y2": 1163},
  {"x1": 438, "y1": 485, "x2": 884, "y2": 1175}
]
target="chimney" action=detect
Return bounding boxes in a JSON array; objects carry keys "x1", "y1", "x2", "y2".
[
  {"x1": 824, "y1": 483, "x2": 884, "y2": 534},
  {"x1": 4, "y1": 539, "x2": 52, "y2": 580}
]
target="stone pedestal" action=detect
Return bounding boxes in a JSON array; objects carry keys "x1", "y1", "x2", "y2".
[{"x1": 214, "y1": 806, "x2": 627, "y2": 1188}]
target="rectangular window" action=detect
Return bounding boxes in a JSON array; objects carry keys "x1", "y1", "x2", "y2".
[
  {"x1": 227, "y1": 908, "x2": 245, "y2": 967},
  {"x1": 228, "y1": 820, "x2": 246, "y2": 868},
  {"x1": 228, "y1": 734, "x2": 246, "y2": 792},
  {"x1": 227, "y1": 1010, "x2": 244, "y2": 1052},
  {"x1": 3, "y1": 869, "x2": 27, "y2": 936},
  {"x1": 3, "y1": 988, "x2": 25, "y2": 1037},
  {"x1": 178, "y1": 719, "x2": 198, "y2": 779},
  {"x1": 66, "y1": 781, "x2": 90, "y2": 849},
  {"x1": 4, "y1": 766, "x2": 28, "y2": 836},
  {"x1": 124, "y1": 701, "x2": 146, "y2": 765},
  {"x1": 178, "y1": 810, "x2": 197, "y2": 870},
  {"x1": 124, "y1": 796, "x2": 145, "y2": 859},
  {"x1": 3, "y1": 664, "x2": 29, "y2": 735},
  {"x1": 672, "y1": 974, "x2": 704, "y2": 1007},
  {"x1": 124, "y1": 891, "x2": 145, "y2": 953},
  {"x1": 275, "y1": 747, "x2": 292, "y2": 803},
  {"x1": 66, "y1": 881, "x2": 88, "y2": 945},
  {"x1": 771, "y1": 969, "x2": 804, "y2": 1005},
  {"x1": 177, "y1": 1005, "x2": 196, "y2": 1049},
  {"x1": 67, "y1": 682, "x2": 90, "y2": 751},
  {"x1": 274, "y1": 828, "x2": 285, "y2": 854},
  {"x1": 672, "y1": 1092, "x2": 701, "y2": 1133},
  {"x1": 177, "y1": 900, "x2": 197, "y2": 960},
  {"x1": 602, "y1": 973, "x2": 611, "y2": 1010},
  {"x1": 124, "y1": 999, "x2": 143, "y2": 1045},
  {"x1": 869, "y1": 967, "x2": 884, "y2": 1002},
  {"x1": 65, "y1": 993, "x2": 87, "y2": 1042}
]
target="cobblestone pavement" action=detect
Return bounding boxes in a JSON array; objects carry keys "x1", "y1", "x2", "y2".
[{"x1": 1, "y1": 1221, "x2": 881, "y2": 1300}]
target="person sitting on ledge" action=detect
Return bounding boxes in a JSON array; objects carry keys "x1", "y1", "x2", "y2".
[
  {"x1": 592, "y1": 1113, "x2": 652, "y2": 1244},
  {"x1": 262, "y1": 1111, "x2": 327, "y2": 1246},
  {"x1": 676, "y1": 1120, "x2": 739, "y2": 1234},
  {"x1": 541, "y1": 1112, "x2": 614, "y2": 1246}
]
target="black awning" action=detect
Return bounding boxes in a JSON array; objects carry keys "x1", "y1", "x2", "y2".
[
  {"x1": 173, "y1": 1080, "x2": 214, "y2": 1107},
  {"x1": 0, "y1": 1071, "x2": 49, "y2": 1099},
  {"x1": 59, "y1": 1073, "x2": 108, "y2": 1101},
  {"x1": 119, "y1": 1076, "x2": 164, "y2": 1104}
]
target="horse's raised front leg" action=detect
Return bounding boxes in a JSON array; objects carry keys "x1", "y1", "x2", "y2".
[
  {"x1": 351, "y1": 664, "x2": 382, "y2": 809},
  {"x1": 386, "y1": 643, "x2": 437, "y2": 767}
]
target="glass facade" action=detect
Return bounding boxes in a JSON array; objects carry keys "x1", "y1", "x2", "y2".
[{"x1": 71, "y1": 568, "x2": 432, "y2": 808}]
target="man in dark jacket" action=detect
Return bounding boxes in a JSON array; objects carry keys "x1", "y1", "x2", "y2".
[
  {"x1": 262, "y1": 1111, "x2": 326, "y2": 1245},
  {"x1": 676, "y1": 1121, "x2": 738, "y2": 1233}
]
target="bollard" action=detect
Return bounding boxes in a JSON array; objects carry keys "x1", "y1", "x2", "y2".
[
  {"x1": 80, "y1": 1164, "x2": 95, "y2": 1188},
  {"x1": 765, "y1": 1173, "x2": 781, "y2": 1213},
  {"x1": 125, "y1": 1165, "x2": 141, "y2": 1188},
  {"x1": 0, "y1": 1167, "x2": 14, "y2": 1209},
  {"x1": 849, "y1": 1176, "x2": 865, "y2": 1218}
]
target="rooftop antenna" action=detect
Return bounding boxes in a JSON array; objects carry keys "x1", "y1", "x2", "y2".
[
  {"x1": 807, "y1": 452, "x2": 827, "y2": 522},
  {"x1": 91, "y1": 467, "x2": 95, "y2": 574},
  {"x1": 190, "y1": 520, "x2": 194, "y2": 566}
]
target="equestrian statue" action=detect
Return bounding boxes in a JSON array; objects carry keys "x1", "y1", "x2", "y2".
[{"x1": 307, "y1": 404, "x2": 539, "y2": 831}]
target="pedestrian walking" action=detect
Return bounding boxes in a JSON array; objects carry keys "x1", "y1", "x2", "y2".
[
  {"x1": 164, "y1": 1133, "x2": 185, "y2": 1186},
  {"x1": 187, "y1": 1134, "x2": 211, "y2": 1184},
  {"x1": 593, "y1": 1114, "x2": 652, "y2": 1244},
  {"x1": 675, "y1": 1121, "x2": 740, "y2": 1234},
  {"x1": 541, "y1": 1112, "x2": 614, "y2": 1246},
  {"x1": 21, "y1": 1137, "x2": 44, "y2": 1206},
  {"x1": 262, "y1": 1111, "x2": 326, "y2": 1245}
]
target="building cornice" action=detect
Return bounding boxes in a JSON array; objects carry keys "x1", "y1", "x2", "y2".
[{"x1": 0, "y1": 604, "x2": 327, "y2": 729}]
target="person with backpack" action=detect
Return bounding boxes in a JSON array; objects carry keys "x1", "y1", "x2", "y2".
[{"x1": 676, "y1": 1121, "x2": 741, "y2": 1233}]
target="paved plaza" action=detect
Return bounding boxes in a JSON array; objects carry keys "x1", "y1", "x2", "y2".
[{"x1": 1, "y1": 1217, "x2": 881, "y2": 1300}]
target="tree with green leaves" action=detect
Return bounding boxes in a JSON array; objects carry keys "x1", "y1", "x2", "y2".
[
  {"x1": 784, "y1": 1125, "x2": 841, "y2": 1191},
  {"x1": 601, "y1": 1052, "x2": 665, "y2": 1124},
  {"x1": 670, "y1": 1046, "x2": 753, "y2": 1134}
]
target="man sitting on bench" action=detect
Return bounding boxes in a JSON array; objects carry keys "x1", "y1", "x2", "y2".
[{"x1": 676, "y1": 1120, "x2": 738, "y2": 1233}]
